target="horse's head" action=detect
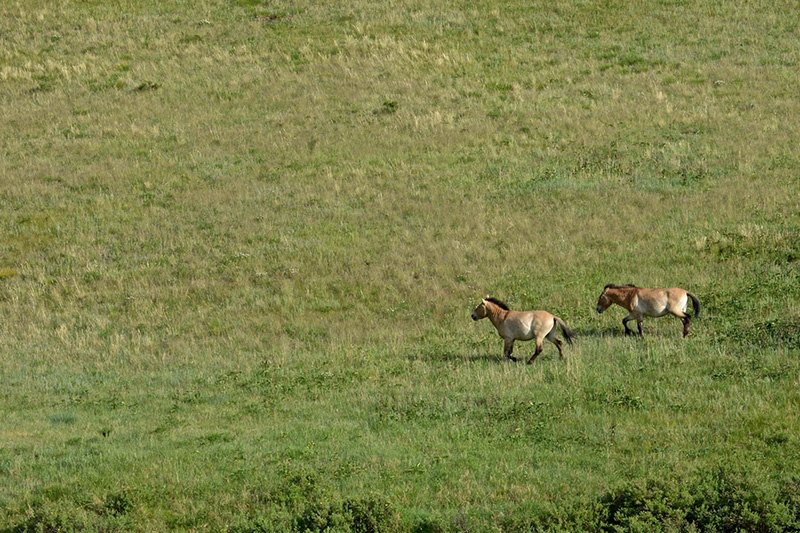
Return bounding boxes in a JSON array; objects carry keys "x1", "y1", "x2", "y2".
[
  {"x1": 471, "y1": 299, "x2": 489, "y2": 321},
  {"x1": 597, "y1": 284, "x2": 635, "y2": 313},
  {"x1": 596, "y1": 288, "x2": 612, "y2": 314},
  {"x1": 473, "y1": 297, "x2": 509, "y2": 320}
]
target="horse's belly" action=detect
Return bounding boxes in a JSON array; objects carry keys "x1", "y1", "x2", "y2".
[
  {"x1": 503, "y1": 324, "x2": 536, "y2": 341},
  {"x1": 638, "y1": 300, "x2": 669, "y2": 317},
  {"x1": 517, "y1": 330, "x2": 536, "y2": 341},
  {"x1": 502, "y1": 324, "x2": 534, "y2": 341},
  {"x1": 639, "y1": 306, "x2": 668, "y2": 317}
]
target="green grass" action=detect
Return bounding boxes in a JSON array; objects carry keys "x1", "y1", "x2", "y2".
[{"x1": 1, "y1": 0, "x2": 799, "y2": 530}]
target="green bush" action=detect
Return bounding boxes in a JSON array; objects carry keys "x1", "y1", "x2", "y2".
[
  {"x1": 596, "y1": 468, "x2": 800, "y2": 533},
  {"x1": 294, "y1": 496, "x2": 398, "y2": 533},
  {"x1": 493, "y1": 468, "x2": 800, "y2": 532}
]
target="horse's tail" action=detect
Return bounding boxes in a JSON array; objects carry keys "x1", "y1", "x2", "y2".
[
  {"x1": 687, "y1": 292, "x2": 701, "y2": 318},
  {"x1": 554, "y1": 316, "x2": 576, "y2": 346}
]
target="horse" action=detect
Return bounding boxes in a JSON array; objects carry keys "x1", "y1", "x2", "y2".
[
  {"x1": 595, "y1": 284, "x2": 701, "y2": 337},
  {"x1": 471, "y1": 297, "x2": 576, "y2": 364}
]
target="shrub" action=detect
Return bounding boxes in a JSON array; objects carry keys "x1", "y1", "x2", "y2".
[
  {"x1": 294, "y1": 495, "x2": 398, "y2": 532},
  {"x1": 343, "y1": 496, "x2": 398, "y2": 533},
  {"x1": 596, "y1": 467, "x2": 800, "y2": 533}
]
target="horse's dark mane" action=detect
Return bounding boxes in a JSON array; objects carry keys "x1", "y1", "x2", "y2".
[
  {"x1": 485, "y1": 297, "x2": 510, "y2": 310},
  {"x1": 604, "y1": 284, "x2": 637, "y2": 290}
]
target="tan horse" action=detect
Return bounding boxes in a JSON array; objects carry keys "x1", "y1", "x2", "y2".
[
  {"x1": 471, "y1": 297, "x2": 576, "y2": 364},
  {"x1": 596, "y1": 284, "x2": 701, "y2": 337}
]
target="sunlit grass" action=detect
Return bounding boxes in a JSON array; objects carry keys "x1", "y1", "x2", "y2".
[{"x1": 1, "y1": 0, "x2": 798, "y2": 530}]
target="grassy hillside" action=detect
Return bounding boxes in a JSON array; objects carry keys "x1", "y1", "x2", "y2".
[{"x1": 1, "y1": 0, "x2": 798, "y2": 530}]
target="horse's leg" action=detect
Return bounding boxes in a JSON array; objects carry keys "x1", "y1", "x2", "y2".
[
  {"x1": 680, "y1": 313, "x2": 691, "y2": 337},
  {"x1": 503, "y1": 338, "x2": 518, "y2": 362},
  {"x1": 546, "y1": 329, "x2": 564, "y2": 359},
  {"x1": 527, "y1": 339, "x2": 544, "y2": 364},
  {"x1": 637, "y1": 318, "x2": 644, "y2": 337},
  {"x1": 622, "y1": 315, "x2": 636, "y2": 335},
  {"x1": 668, "y1": 302, "x2": 692, "y2": 337}
]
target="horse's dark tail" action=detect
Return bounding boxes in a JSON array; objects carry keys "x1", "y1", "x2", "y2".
[
  {"x1": 554, "y1": 317, "x2": 576, "y2": 346},
  {"x1": 687, "y1": 292, "x2": 701, "y2": 318}
]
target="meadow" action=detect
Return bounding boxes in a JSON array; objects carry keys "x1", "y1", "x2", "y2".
[{"x1": 1, "y1": 0, "x2": 799, "y2": 530}]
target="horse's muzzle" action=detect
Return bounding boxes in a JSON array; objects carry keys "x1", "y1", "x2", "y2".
[
  {"x1": 471, "y1": 313, "x2": 478, "y2": 321},
  {"x1": 596, "y1": 306, "x2": 605, "y2": 314}
]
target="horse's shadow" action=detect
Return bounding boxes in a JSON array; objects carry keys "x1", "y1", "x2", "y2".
[
  {"x1": 406, "y1": 327, "x2": 630, "y2": 364},
  {"x1": 406, "y1": 352, "x2": 506, "y2": 364},
  {"x1": 441, "y1": 352, "x2": 505, "y2": 363},
  {"x1": 576, "y1": 326, "x2": 629, "y2": 338},
  {"x1": 580, "y1": 326, "x2": 684, "y2": 339}
]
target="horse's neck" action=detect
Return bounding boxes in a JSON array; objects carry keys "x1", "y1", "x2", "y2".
[
  {"x1": 485, "y1": 303, "x2": 508, "y2": 327},
  {"x1": 610, "y1": 288, "x2": 637, "y2": 308}
]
